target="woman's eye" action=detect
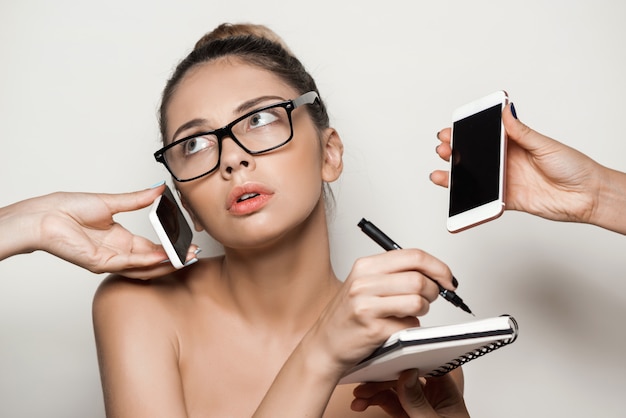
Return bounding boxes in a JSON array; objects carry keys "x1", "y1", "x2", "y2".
[
  {"x1": 183, "y1": 136, "x2": 214, "y2": 156},
  {"x1": 248, "y1": 110, "x2": 279, "y2": 129}
]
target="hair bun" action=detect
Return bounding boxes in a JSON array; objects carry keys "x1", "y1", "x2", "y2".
[{"x1": 194, "y1": 23, "x2": 292, "y2": 53}]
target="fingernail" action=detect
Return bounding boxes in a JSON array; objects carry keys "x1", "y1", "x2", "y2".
[
  {"x1": 510, "y1": 103, "x2": 518, "y2": 119},
  {"x1": 429, "y1": 172, "x2": 433, "y2": 182},
  {"x1": 150, "y1": 180, "x2": 166, "y2": 189},
  {"x1": 435, "y1": 144, "x2": 440, "y2": 153},
  {"x1": 184, "y1": 257, "x2": 198, "y2": 267},
  {"x1": 436, "y1": 130, "x2": 441, "y2": 140},
  {"x1": 452, "y1": 276, "x2": 459, "y2": 288}
]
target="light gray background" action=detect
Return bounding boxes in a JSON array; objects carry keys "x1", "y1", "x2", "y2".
[{"x1": 1, "y1": 1, "x2": 625, "y2": 417}]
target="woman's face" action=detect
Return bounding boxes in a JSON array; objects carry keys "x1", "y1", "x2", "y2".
[{"x1": 165, "y1": 58, "x2": 338, "y2": 249}]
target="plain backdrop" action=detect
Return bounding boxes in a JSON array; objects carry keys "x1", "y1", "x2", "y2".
[{"x1": 1, "y1": 1, "x2": 625, "y2": 417}]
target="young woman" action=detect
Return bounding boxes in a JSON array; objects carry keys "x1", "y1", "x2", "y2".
[{"x1": 93, "y1": 23, "x2": 467, "y2": 417}]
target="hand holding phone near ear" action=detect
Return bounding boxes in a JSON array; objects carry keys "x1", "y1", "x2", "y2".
[
  {"x1": 447, "y1": 90, "x2": 508, "y2": 233},
  {"x1": 149, "y1": 185, "x2": 194, "y2": 269}
]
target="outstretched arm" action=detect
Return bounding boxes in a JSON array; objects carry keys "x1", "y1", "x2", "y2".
[
  {"x1": 0, "y1": 183, "x2": 198, "y2": 278},
  {"x1": 431, "y1": 103, "x2": 626, "y2": 234}
]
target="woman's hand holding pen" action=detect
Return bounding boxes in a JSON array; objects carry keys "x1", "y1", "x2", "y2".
[
  {"x1": 301, "y1": 248, "x2": 457, "y2": 380},
  {"x1": 255, "y1": 248, "x2": 458, "y2": 417},
  {"x1": 359, "y1": 219, "x2": 473, "y2": 315}
]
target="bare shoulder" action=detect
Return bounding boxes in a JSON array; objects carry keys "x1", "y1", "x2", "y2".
[
  {"x1": 93, "y1": 271, "x2": 180, "y2": 320},
  {"x1": 92, "y1": 273, "x2": 180, "y2": 349},
  {"x1": 92, "y1": 257, "x2": 223, "y2": 330},
  {"x1": 92, "y1": 259, "x2": 223, "y2": 417}
]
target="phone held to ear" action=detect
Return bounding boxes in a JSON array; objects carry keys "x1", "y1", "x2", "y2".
[
  {"x1": 447, "y1": 90, "x2": 508, "y2": 233},
  {"x1": 149, "y1": 185, "x2": 194, "y2": 269}
]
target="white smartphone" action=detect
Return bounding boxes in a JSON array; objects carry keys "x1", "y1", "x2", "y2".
[
  {"x1": 447, "y1": 90, "x2": 508, "y2": 233},
  {"x1": 149, "y1": 185, "x2": 194, "y2": 269}
]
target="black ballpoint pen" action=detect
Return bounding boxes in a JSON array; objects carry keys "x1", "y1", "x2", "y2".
[{"x1": 358, "y1": 218, "x2": 474, "y2": 316}]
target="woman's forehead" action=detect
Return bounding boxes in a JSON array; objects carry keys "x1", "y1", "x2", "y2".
[
  {"x1": 166, "y1": 60, "x2": 296, "y2": 137},
  {"x1": 177, "y1": 59, "x2": 294, "y2": 106}
]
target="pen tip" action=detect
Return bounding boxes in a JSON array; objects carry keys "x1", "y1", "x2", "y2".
[{"x1": 460, "y1": 303, "x2": 474, "y2": 316}]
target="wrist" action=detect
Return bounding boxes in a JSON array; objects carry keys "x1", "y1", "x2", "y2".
[
  {"x1": 294, "y1": 326, "x2": 347, "y2": 385},
  {"x1": 588, "y1": 166, "x2": 626, "y2": 234},
  {"x1": 0, "y1": 199, "x2": 41, "y2": 259}
]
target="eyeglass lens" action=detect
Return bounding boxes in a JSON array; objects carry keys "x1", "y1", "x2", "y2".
[{"x1": 164, "y1": 104, "x2": 293, "y2": 181}]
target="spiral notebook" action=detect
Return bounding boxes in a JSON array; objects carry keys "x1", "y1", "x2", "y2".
[{"x1": 339, "y1": 315, "x2": 518, "y2": 384}]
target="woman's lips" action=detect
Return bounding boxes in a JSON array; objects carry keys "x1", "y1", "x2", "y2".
[{"x1": 226, "y1": 183, "x2": 275, "y2": 215}]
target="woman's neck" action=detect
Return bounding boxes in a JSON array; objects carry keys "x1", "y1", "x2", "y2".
[{"x1": 218, "y1": 200, "x2": 340, "y2": 333}]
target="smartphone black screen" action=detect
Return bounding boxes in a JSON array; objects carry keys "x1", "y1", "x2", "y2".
[
  {"x1": 156, "y1": 186, "x2": 193, "y2": 264},
  {"x1": 449, "y1": 104, "x2": 503, "y2": 217}
]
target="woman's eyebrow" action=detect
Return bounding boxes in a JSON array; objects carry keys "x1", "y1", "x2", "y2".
[
  {"x1": 172, "y1": 118, "x2": 208, "y2": 142},
  {"x1": 235, "y1": 95, "x2": 286, "y2": 114},
  {"x1": 172, "y1": 95, "x2": 287, "y2": 141}
]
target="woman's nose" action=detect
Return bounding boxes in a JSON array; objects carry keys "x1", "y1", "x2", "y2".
[{"x1": 219, "y1": 136, "x2": 254, "y2": 175}]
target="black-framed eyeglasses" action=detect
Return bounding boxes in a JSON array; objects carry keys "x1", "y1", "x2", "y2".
[{"x1": 154, "y1": 91, "x2": 320, "y2": 182}]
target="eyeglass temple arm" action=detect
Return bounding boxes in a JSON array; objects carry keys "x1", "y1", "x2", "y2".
[{"x1": 293, "y1": 91, "x2": 319, "y2": 108}]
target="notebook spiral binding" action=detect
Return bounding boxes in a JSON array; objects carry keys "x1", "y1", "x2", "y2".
[{"x1": 427, "y1": 315, "x2": 519, "y2": 377}]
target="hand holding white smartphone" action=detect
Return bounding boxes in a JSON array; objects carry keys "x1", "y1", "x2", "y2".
[
  {"x1": 447, "y1": 90, "x2": 508, "y2": 233},
  {"x1": 149, "y1": 185, "x2": 194, "y2": 269}
]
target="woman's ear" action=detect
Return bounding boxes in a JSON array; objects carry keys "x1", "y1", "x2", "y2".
[
  {"x1": 321, "y1": 127, "x2": 343, "y2": 182},
  {"x1": 177, "y1": 190, "x2": 205, "y2": 232}
]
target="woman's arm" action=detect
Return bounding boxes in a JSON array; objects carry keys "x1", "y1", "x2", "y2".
[
  {"x1": 588, "y1": 166, "x2": 626, "y2": 234},
  {"x1": 92, "y1": 276, "x2": 189, "y2": 418},
  {"x1": 0, "y1": 185, "x2": 198, "y2": 277},
  {"x1": 253, "y1": 249, "x2": 458, "y2": 417}
]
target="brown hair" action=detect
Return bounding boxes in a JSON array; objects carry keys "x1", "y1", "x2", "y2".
[
  {"x1": 193, "y1": 23, "x2": 293, "y2": 53},
  {"x1": 158, "y1": 23, "x2": 328, "y2": 144}
]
